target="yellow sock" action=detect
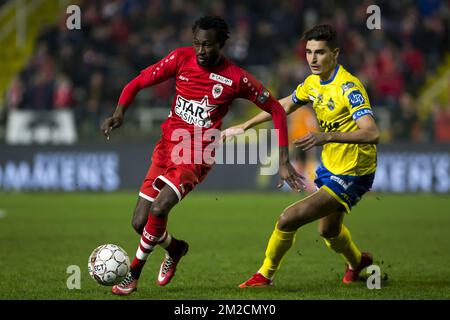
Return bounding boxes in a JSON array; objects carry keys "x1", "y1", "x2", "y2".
[
  {"x1": 258, "y1": 223, "x2": 296, "y2": 279},
  {"x1": 323, "y1": 224, "x2": 362, "y2": 269}
]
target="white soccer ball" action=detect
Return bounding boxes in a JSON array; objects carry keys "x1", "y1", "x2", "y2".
[{"x1": 88, "y1": 244, "x2": 130, "y2": 286}]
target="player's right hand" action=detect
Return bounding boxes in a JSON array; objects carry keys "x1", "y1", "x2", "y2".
[
  {"x1": 220, "y1": 124, "x2": 246, "y2": 142},
  {"x1": 277, "y1": 161, "x2": 306, "y2": 192},
  {"x1": 101, "y1": 115, "x2": 123, "y2": 140}
]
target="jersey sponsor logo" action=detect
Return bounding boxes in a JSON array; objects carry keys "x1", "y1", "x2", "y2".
[
  {"x1": 319, "y1": 119, "x2": 340, "y2": 132},
  {"x1": 331, "y1": 175, "x2": 353, "y2": 190},
  {"x1": 348, "y1": 90, "x2": 365, "y2": 108},
  {"x1": 257, "y1": 89, "x2": 270, "y2": 104},
  {"x1": 175, "y1": 95, "x2": 217, "y2": 128},
  {"x1": 352, "y1": 108, "x2": 373, "y2": 121},
  {"x1": 143, "y1": 229, "x2": 159, "y2": 243},
  {"x1": 212, "y1": 84, "x2": 223, "y2": 98},
  {"x1": 178, "y1": 75, "x2": 189, "y2": 81},
  {"x1": 210, "y1": 73, "x2": 233, "y2": 86},
  {"x1": 341, "y1": 81, "x2": 355, "y2": 94}
]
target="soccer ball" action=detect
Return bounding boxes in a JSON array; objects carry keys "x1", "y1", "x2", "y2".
[{"x1": 88, "y1": 244, "x2": 130, "y2": 286}]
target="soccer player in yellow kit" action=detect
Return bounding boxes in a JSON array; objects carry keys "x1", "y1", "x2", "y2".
[{"x1": 222, "y1": 24, "x2": 379, "y2": 287}]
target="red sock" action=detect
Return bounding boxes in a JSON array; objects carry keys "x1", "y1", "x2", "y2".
[{"x1": 130, "y1": 214, "x2": 167, "y2": 279}]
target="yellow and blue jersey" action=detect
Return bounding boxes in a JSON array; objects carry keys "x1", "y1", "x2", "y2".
[
  {"x1": 292, "y1": 64, "x2": 376, "y2": 176},
  {"x1": 292, "y1": 64, "x2": 377, "y2": 213}
]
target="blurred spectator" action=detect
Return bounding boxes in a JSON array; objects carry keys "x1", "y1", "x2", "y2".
[
  {"x1": 401, "y1": 41, "x2": 425, "y2": 92},
  {"x1": 374, "y1": 42, "x2": 406, "y2": 106},
  {"x1": 1, "y1": 0, "x2": 448, "y2": 142},
  {"x1": 416, "y1": 0, "x2": 442, "y2": 17},
  {"x1": 110, "y1": 12, "x2": 131, "y2": 44},
  {"x1": 391, "y1": 93, "x2": 421, "y2": 141},
  {"x1": 432, "y1": 102, "x2": 450, "y2": 142},
  {"x1": 249, "y1": 21, "x2": 278, "y2": 64},
  {"x1": 26, "y1": 73, "x2": 55, "y2": 110},
  {"x1": 78, "y1": 71, "x2": 106, "y2": 133},
  {"x1": 5, "y1": 78, "x2": 25, "y2": 110},
  {"x1": 226, "y1": 22, "x2": 250, "y2": 65},
  {"x1": 53, "y1": 74, "x2": 75, "y2": 109}
]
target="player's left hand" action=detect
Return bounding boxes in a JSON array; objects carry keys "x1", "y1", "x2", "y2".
[
  {"x1": 294, "y1": 132, "x2": 329, "y2": 151},
  {"x1": 277, "y1": 161, "x2": 306, "y2": 192}
]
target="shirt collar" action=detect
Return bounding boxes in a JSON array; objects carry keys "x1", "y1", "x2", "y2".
[{"x1": 320, "y1": 64, "x2": 340, "y2": 85}]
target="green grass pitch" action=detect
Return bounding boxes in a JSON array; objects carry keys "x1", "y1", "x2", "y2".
[{"x1": 0, "y1": 191, "x2": 449, "y2": 300}]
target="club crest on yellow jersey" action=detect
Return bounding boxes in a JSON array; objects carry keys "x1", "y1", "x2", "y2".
[
  {"x1": 341, "y1": 81, "x2": 355, "y2": 94},
  {"x1": 327, "y1": 97, "x2": 335, "y2": 111},
  {"x1": 317, "y1": 93, "x2": 323, "y2": 104}
]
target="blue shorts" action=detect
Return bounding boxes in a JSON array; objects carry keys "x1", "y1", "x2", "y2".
[{"x1": 314, "y1": 164, "x2": 375, "y2": 214}]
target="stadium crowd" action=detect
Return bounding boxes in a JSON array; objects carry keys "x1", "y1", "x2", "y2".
[{"x1": 2, "y1": 0, "x2": 449, "y2": 141}]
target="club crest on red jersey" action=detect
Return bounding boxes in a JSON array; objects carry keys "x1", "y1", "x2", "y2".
[
  {"x1": 212, "y1": 84, "x2": 223, "y2": 99},
  {"x1": 175, "y1": 95, "x2": 217, "y2": 128}
]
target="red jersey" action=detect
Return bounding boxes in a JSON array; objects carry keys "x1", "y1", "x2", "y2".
[{"x1": 118, "y1": 46, "x2": 288, "y2": 148}]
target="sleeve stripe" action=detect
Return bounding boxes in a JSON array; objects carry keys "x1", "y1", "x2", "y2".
[
  {"x1": 352, "y1": 108, "x2": 374, "y2": 121},
  {"x1": 292, "y1": 90, "x2": 309, "y2": 105}
]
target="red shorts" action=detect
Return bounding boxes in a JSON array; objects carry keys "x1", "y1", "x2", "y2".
[{"x1": 139, "y1": 138, "x2": 213, "y2": 202}]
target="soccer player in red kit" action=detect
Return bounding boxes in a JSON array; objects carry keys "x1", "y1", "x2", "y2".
[{"x1": 101, "y1": 16, "x2": 304, "y2": 296}]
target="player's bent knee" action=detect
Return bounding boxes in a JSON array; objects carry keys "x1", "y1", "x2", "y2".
[
  {"x1": 150, "y1": 204, "x2": 169, "y2": 218},
  {"x1": 278, "y1": 202, "x2": 315, "y2": 231},
  {"x1": 277, "y1": 209, "x2": 297, "y2": 232}
]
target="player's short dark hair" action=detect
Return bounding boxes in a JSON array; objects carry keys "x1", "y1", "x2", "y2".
[
  {"x1": 192, "y1": 15, "x2": 230, "y2": 48},
  {"x1": 302, "y1": 24, "x2": 338, "y2": 50}
]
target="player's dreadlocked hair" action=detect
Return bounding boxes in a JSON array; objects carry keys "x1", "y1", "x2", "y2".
[
  {"x1": 302, "y1": 24, "x2": 338, "y2": 49},
  {"x1": 192, "y1": 15, "x2": 230, "y2": 48}
]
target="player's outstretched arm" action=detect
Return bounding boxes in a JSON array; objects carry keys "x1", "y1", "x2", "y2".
[
  {"x1": 101, "y1": 49, "x2": 179, "y2": 140},
  {"x1": 294, "y1": 114, "x2": 379, "y2": 151},
  {"x1": 224, "y1": 72, "x2": 306, "y2": 191},
  {"x1": 221, "y1": 95, "x2": 303, "y2": 140},
  {"x1": 100, "y1": 73, "x2": 146, "y2": 140}
]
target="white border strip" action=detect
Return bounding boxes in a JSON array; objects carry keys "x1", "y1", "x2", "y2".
[
  {"x1": 140, "y1": 239, "x2": 154, "y2": 251},
  {"x1": 136, "y1": 247, "x2": 149, "y2": 260},
  {"x1": 139, "y1": 192, "x2": 155, "y2": 202},
  {"x1": 156, "y1": 175, "x2": 182, "y2": 201},
  {"x1": 159, "y1": 232, "x2": 172, "y2": 248}
]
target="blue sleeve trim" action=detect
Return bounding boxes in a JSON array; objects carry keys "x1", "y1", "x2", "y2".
[
  {"x1": 292, "y1": 90, "x2": 301, "y2": 104},
  {"x1": 292, "y1": 90, "x2": 309, "y2": 105},
  {"x1": 352, "y1": 108, "x2": 374, "y2": 121}
]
